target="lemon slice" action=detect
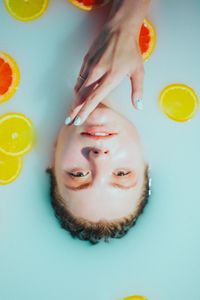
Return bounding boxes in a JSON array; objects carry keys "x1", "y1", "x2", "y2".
[
  {"x1": 0, "y1": 113, "x2": 34, "y2": 156},
  {"x1": 0, "y1": 51, "x2": 20, "y2": 104},
  {"x1": 123, "y1": 296, "x2": 147, "y2": 300},
  {"x1": 4, "y1": 0, "x2": 48, "y2": 22},
  {"x1": 159, "y1": 84, "x2": 199, "y2": 122},
  {"x1": 0, "y1": 151, "x2": 22, "y2": 185}
]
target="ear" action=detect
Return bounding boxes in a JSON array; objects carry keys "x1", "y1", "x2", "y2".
[{"x1": 47, "y1": 139, "x2": 57, "y2": 170}]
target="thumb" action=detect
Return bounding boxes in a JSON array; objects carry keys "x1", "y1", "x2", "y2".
[{"x1": 130, "y1": 67, "x2": 144, "y2": 110}]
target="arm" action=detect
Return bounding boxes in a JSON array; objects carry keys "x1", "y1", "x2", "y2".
[
  {"x1": 109, "y1": 0, "x2": 150, "y2": 27},
  {"x1": 66, "y1": 0, "x2": 151, "y2": 126}
]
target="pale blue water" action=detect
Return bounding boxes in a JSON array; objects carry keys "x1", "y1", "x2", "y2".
[{"x1": 0, "y1": 1, "x2": 200, "y2": 300}]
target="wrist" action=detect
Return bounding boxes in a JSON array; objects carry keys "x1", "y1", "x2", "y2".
[{"x1": 108, "y1": 0, "x2": 151, "y2": 35}]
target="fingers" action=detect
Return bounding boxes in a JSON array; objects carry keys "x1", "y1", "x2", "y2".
[
  {"x1": 67, "y1": 67, "x2": 107, "y2": 126},
  {"x1": 65, "y1": 82, "x2": 98, "y2": 125},
  {"x1": 74, "y1": 35, "x2": 113, "y2": 94},
  {"x1": 83, "y1": 66, "x2": 105, "y2": 88},
  {"x1": 72, "y1": 74, "x2": 118, "y2": 126},
  {"x1": 74, "y1": 54, "x2": 89, "y2": 93},
  {"x1": 130, "y1": 66, "x2": 144, "y2": 110},
  {"x1": 65, "y1": 103, "x2": 84, "y2": 125}
]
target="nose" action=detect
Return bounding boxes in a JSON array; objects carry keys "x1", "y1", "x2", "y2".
[
  {"x1": 89, "y1": 147, "x2": 110, "y2": 160},
  {"x1": 89, "y1": 148, "x2": 110, "y2": 183}
]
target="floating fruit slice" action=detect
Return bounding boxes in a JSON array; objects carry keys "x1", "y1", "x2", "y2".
[
  {"x1": 159, "y1": 83, "x2": 199, "y2": 122},
  {"x1": 123, "y1": 296, "x2": 147, "y2": 300},
  {"x1": 0, "y1": 151, "x2": 22, "y2": 185},
  {"x1": 0, "y1": 113, "x2": 34, "y2": 156},
  {"x1": 68, "y1": 0, "x2": 111, "y2": 11},
  {"x1": 139, "y1": 19, "x2": 156, "y2": 61},
  {"x1": 0, "y1": 51, "x2": 20, "y2": 104},
  {"x1": 4, "y1": 0, "x2": 48, "y2": 22}
]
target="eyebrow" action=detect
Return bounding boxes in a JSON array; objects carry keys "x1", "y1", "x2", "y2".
[{"x1": 64, "y1": 182, "x2": 136, "y2": 191}]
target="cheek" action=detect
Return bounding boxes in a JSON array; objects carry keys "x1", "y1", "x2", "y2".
[
  {"x1": 60, "y1": 144, "x2": 82, "y2": 168},
  {"x1": 54, "y1": 126, "x2": 88, "y2": 174},
  {"x1": 118, "y1": 138, "x2": 143, "y2": 165}
]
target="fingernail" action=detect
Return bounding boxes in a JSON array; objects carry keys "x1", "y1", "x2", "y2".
[
  {"x1": 136, "y1": 99, "x2": 143, "y2": 110},
  {"x1": 73, "y1": 116, "x2": 81, "y2": 126},
  {"x1": 65, "y1": 116, "x2": 71, "y2": 125}
]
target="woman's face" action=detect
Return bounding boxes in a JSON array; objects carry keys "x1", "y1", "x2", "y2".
[{"x1": 52, "y1": 103, "x2": 146, "y2": 222}]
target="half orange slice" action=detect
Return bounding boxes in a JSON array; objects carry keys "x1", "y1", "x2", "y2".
[
  {"x1": 0, "y1": 151, "x2": 22, "y2": 185},
  {"x1": 0, "y1": 51, "x2": 20, "y2": 104},
  {"x1": 139, "y1": 19, "x2": 156, "y2": 61},
  {"x1": 68, "y1": 0, "x2": 111, "y2": 11},
  {"x1": 0, "y1": 113, "x2": 35, "y2": 156}
]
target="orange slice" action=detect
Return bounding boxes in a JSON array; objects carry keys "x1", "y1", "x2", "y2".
[
  {"x1": 0, "y1": 151, "x2": 22, "y2": 185},
  {"x1": 68, "y1": 0, "x2": 111, "y2": 11},
  {"x1": 0, "y1": 113, "x2": 35, "y2": 156},
  {"x1": 4, "y1": 0, "x2": 48, "y2": 22},
  {"x1": 159, "y1": 84, "x2": 199, "y2": 122},
  {"x1": 139, "y1": 19, "x2": 156, "y2": 61},
  {"x1": 0, "y1": 51, "x2": 20, "y2": 104},
  {"x1": 123, "y1": 296, "x2": 147, "y2": 300}
]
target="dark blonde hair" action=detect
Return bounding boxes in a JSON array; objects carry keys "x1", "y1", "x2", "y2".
[{"x1": 46, "y1": 166, "x2": 150, "y2": 244}]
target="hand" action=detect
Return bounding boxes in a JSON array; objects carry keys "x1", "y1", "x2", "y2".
[{"x1": 66, "y1": 20, "x2": 144, "y2": 126}]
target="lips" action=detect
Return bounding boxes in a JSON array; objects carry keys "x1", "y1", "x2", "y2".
[{"x1": 81, "y1": 126, "x2": 118, "y2": 139}]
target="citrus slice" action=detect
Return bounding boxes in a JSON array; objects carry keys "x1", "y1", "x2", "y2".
[
  {"x1": 68, "y1": 0, "x2": 111, "y2": 11},
  {"x1": 4, "y1": 0, "x2": 48, "y2": 22},
  {"x1": 0, "y1": 113, "x2": 34, "y2": 156},
  {"x1": 0, "y1": 151, "x2": 22, "y2": 185},
  {"x1": 139, "y1": 19, "x2": 156, "y2": 61},
  {"x1": 0, "y1": 51, "x2": 20, "y2": 104},
  {"x1": 123, "y1": 296, "x2": 147, "y2": 300},
  {"x1": 159, "y1": 84, "x2": 199, "y2": 122}
]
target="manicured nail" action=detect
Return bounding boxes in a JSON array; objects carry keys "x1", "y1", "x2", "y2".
[
  {"x1": 136, "y1": 99, "x2": 143, "y2": 110},
  {"x1": 65, "y1": 116, "x2": 71, "y2": 125},
  {"x1": 73, "y1": 116, "x2": 81, "y2": 126}
]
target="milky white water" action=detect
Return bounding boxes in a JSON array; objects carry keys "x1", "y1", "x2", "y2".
[{"x1": 0, "y1": 0, "x2": 200, "y2": 299}]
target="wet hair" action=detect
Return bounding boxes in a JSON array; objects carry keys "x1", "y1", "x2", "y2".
[{"x1": 46, "y1": 166, "x2": 150, "y2": 244}]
